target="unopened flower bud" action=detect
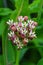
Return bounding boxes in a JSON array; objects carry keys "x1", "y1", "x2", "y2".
[
  {"x1": 10, "y1": 25, "x2": 17, "y2": 32},
  {"x1": 24, "y1": 16, "x2": 28, "y2": 21},
  {"x1": 23, "y1": 38, "x2": 28, "y2": 45},
  {"x1": 32, "y1": 22, "x2": 38, "y2": 26}
]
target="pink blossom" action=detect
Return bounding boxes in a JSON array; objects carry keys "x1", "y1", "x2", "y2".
[{"x1": 18, "y1": 22, "x2": 22, "y2": 27}]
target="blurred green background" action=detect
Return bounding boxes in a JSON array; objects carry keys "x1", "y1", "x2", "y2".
[{"x1": 0, "y1": 0, "x2": 43, "y2": 65}]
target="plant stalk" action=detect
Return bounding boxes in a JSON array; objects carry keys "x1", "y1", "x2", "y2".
[{"x1": 15, "y1": 50, "x2": 20, "y2": 65}]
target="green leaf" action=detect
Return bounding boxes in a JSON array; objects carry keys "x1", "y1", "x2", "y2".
[
  {"x1": 0, "y1": 55, "x2": 3, "y2": 65},
  {"x1": 10, "y1": 0, "x2": 30, "y2": 20},
  {"x1": 0, "y1": 0, "x2": 3, "y2": 7},
  {"x1": 37, "y1": 58, "x2": 43, "y2": 65},
  {"x1": 28, "y1": 0, "x2": 41, "y2": 13},
  {"x1": 0, "y1": 19, "x2": 6, "y2": 35},
  {"x1": 21, "y1": 62, "x2": 35, "y2": 65},
  {"x1": 2, "y1": 27, "x2": 15, "y2": 65},
  {"x1": 0, "y1": 17, "x2": 10, "y2": 35},
  {"x1": 19, "y1": 48, "x2": 28, "y2": 60},
  {"x1": 7, "y1": 41, "x2": 15, "y2": 64},
  {"x1": 0, "y1": 8, "x2": 12, "y2": 16}
]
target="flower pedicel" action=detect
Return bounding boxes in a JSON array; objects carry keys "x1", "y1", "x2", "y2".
[{"x1": 7, "y1": 16, "x2": 37, "y2": 49}]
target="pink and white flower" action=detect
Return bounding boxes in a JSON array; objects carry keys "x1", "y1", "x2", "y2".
[{"x1": 7, "y1": 16, "x2": 37, "y2": 49}]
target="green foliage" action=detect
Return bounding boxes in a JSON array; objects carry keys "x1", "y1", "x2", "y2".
[
  {"x1": 37, "y1": 58, "x2": 43, "y2": 65},
  {"x1": 0, "y1": 8, "x2": 12, "y2": 16},
  {"x1": 0, "y1": 0, "x2": 3, "y2": 7},
  {"x1": 0, "y1": 0, "x2": 43, "y2": 65}
]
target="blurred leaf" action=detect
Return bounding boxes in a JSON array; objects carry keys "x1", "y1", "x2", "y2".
[
  {"x1": 0, "y1": 19, "x2": 6, "y2": 35},
  {"x1": 19, "y1": 48, "x2": 28, "y2": 60},
  {"x1": 7, "y1": 41, "x2": 15, "y2": 64},
  {"x1": 37, "y1": 58, "x2": 43, "y2": 65},
  {"x1": 0, "y1": 55, "x2": 3, "y2": 65},
  {"x1": 0, "y1": 16, "x2": 10, "y2": 35},
  {"x1": 20, "y1": 48, "x2": 41, "y2": 65},
  {"x1": 0, "y1": 0, "x2": 3, "y2": 7},
  {"x1": 2, "y1": 27, "x2": 15, "y2": 65},
  {"x1": 21, "y1": 62, "x2": 35, "y2": 65},
  {"x1": 10, "y1": 0, "x2": 30, "y2": 20},
  {"x1": 0, "y1": 8, "x2": 12, "y2": 16},
  {"x1": 28, "y1": 0, "x2": 41, "y2": 13}
]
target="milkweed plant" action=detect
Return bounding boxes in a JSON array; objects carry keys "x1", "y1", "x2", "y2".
[
  {"x1": 0, "y1": 0, "x2": 43, "y2": 65},
  {"x1": 7, "y1": 16, "x2": 37, "y2": 49}
]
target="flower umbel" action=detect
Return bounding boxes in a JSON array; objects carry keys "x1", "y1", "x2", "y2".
[{"x1": 7, "y1": 16, "x2": 37, "y2": 49}]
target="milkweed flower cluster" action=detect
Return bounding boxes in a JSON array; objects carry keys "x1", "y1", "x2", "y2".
[{"x1": 7, "y1": 16, "x2": 37, "y2": 49}]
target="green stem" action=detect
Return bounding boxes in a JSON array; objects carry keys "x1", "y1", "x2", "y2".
[
  {"x1": 2, "y1": 27, "x2": 8, "y2": 65},
  {"x1": 15, "y1": 50, "x2": 20, "y2": 65}
]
